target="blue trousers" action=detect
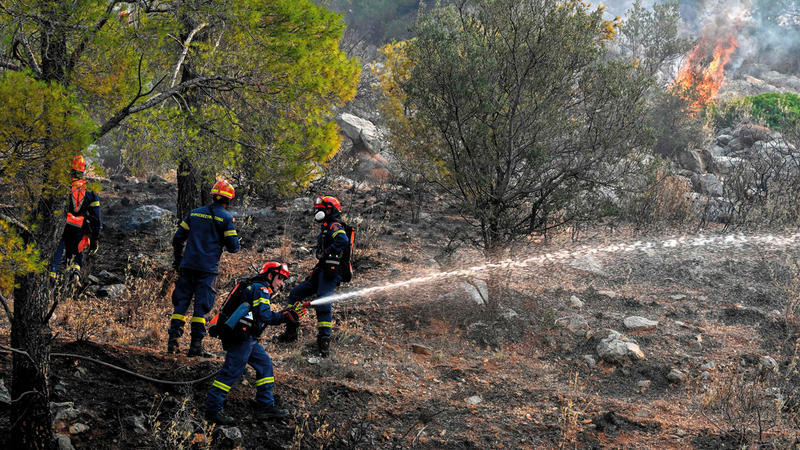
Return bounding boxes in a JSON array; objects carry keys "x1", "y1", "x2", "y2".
[
  {"x1": 168, "y1": 269, "x2": 217, "y2": 339},
  {"x1": 288, "y1": 269, "x2": 340, "y2": 338},
  {"x1": 50, "y1": 231, "x2": 85, "y2": 276},
  {"x1": 206, "y1": 338, "x2": 275, "y2": 413}
]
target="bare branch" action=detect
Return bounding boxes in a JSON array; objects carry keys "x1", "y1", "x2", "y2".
[
  {"x1": 0, "y1": 344, "x2": 39, "y2": 370},
  {"x1": 0, "y1": 60, "x2": 23, "y2": 71},
  {"x1": 171, "y1": 22, "x2": 208, "y2": 88},
  {"x1": 16, "y1": 36, "x2": 42, "y2": 78},
  {"x1": 0, "y1": 291, "x2": 13, "y2": 323}
]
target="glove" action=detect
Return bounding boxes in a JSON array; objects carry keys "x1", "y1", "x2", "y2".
[
  {"x1": 292, "y1": 301, "x2": 307, "y2": 319},
  {"x1": 281, "y1": 309, "x2": 300, "y2": 324},
  {"x1": 315, "y1": 247, "x2": 325, "y2": 260},
  {"x1": 172, "y1": 255, "x2": 182, "y2": 271},
  {"x1": 89, "y1": 239, "x2": 99, "y2": 254}
]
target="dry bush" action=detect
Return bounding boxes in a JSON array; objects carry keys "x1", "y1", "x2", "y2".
[
  {"x1": 291, "y1": 388, "x2": 336, "y2": 450},
  {"x1": 720, "y1": 150, "x2": 800, "y2": 230},
  {"x1": 700, "y1": 360, "x2": 800, "y2": 447},
  {"x1": 622, "y1": 168, "x2": 696, "y2": 231},
  {"x1": 558, "y1": 372, "x2": 592, "y2": 450},
  {"x1": 62, "y1": 298, "x2": 107, "y2": 342},
  {"x1": 148, "y1": 394, "x2": 215, "y2": 450}
]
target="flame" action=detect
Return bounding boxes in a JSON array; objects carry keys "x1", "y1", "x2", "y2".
[{"x1": 672, "y1": 35, "x2": 738, "y2": 112}]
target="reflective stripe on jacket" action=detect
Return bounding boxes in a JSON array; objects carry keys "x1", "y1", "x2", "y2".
[{"x1": 173, "y1": 202, "x2": 240, "y2": 274}]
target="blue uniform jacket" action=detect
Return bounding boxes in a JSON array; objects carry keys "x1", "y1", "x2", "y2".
[
  {"x1": 318, "y1": 213, "x2": 349, "y2": 256},
  {"x1": 65, "y1": 179, "x2": 102, "y2": 237},
  {"x1": 245, "y1": 282, "x2": 287, "y2": 335},
  {"x1": 173, "y1": 202, "x2": 240, "y2": 274}
]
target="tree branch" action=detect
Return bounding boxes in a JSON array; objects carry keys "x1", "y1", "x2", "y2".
[
  {"x1": 0, "y1": 344, "x2": 39, "y2": 371},
  {"x1": 67, "y1": 0, "x2": 120, "y2": 73},
  {"x1": 0, "y1": 60, "x2": 23, "y2": 71},
  {"x1": 170, "y1": 22, "x2": 208, "y2": 88},
  {"x1": 93, "y1": 75, "x2": 244, "y2": 139},
  {"x1": 0, "y1": 291, "x2": 13, "y2": 323}
]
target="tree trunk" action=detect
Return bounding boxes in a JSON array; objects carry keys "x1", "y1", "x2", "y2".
[
  {"x1": 10, "y1": 196, "x2": 61, "y2": 449},
  {"x1": 177, "y1": 156, "x2": 204, "y2": 220}
]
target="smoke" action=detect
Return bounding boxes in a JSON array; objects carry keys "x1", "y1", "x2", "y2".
[{"x1": 603, "y1": 0, "x2": 800, "y2": 77}]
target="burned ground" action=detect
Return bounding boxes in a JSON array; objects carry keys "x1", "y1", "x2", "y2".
[{"x1": 2, "y1": 175, "x2": 800, "y2": 449}]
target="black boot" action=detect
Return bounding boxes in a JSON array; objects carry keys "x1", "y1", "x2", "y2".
[
  {"x1": 205, "y1": 409, "x2": 235, "y2": 425},
  {"x1": 166, "y1": 337, "x2": 179, "y2": 355},
  {"x1": 257, "y1": 404, "x2": 289, "y2": 420},
  {"x1": 187, "y1": 338, "x2": 212, "y2": 358},
  {"x1": 317, "y1": 336, "x2": 331, "y2": 358},
  {"x1": 273, "y1": 323, "x2": 299, "y2": 343}
]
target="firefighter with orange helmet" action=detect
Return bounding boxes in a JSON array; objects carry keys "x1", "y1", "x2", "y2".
[
  {"x1": 205, "y1": 262, "x2": 301, "y2": 425},
  {"x1": 49, "y1": 155, "x2": 102, "y2": 286},
  {"x1": 168, "y1": 179, "x2": 240, "y2": 357},
  {"x1": 274, "y1": 195, "x2": 349, "y2": 358}
]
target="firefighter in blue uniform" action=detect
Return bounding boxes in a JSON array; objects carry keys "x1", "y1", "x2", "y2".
[
  {"x1": 50, "y1": 155, "x2": 101, "y2": 287},
  {"x1": 168, "y1": 180, "x2": 240, "y2": 357},
  {"x1": 205, "y1": 262, "x2": 304, "y2": 425},
  {"x1": 275, "y1": 196, "x2": 348, "y2": 358}
]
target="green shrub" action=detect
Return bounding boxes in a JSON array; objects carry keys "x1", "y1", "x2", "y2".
[{"x1": 749, "y1": 92, "x2": 800, "y2": 130}]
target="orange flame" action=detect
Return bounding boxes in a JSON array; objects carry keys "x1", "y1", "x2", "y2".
[{"x1": 672, "y1": 35, "x2": 738, "y2": 112}]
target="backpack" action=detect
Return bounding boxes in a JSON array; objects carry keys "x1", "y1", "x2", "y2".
[
  {"x1": 340, "y1": 223, "x2": 356, "y2": 283},
  {"x1": 208, "y1": 280, "x2": 255, "y2": 342}
]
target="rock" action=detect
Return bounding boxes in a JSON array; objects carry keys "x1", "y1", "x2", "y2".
[
  {"x1": 438, "y1": 281, "x2": 488, "y2": 306},
  {"x1": 97, "y1": 284, "x2": 128, "y2": 298},
  {"x1": 596, "y1": 330, "x2": 645, "y2": 365},
  {"x1": 700, "y1": 371, "x2": 711, "y2": 380},
  {"x1": 597, "y1": 290, "x2": 617, "y2": 299},
  {"x1": 761, "y1": 356, "x2": 778, "y2": 371},
  {"x1": 727, "y1": 137, "x2": 745, "y2": 152},
  {"x1": 128, "y1": 205, "x2": 173, "y2": 231},
  {"x1": 691, "y1": 173, "x2": 723, "y2": 197},
  {"x1": 637, "y1": 380, "x2": 651, "y2": 389},
  {"x1": 700, "y1": 361, "x2": 715, "y2": 371},
  {"x1": 291, "y1": 197, "x2": 314, "y2": 213},
  {"x1": 55, "y1": 435, "x2": 75, "y2": 450},
  {"x1": 623, "y1": 316, "x2": 659, "y2": 331},
  {"x1": 734, "y1": 124, "x2": 776, "y2": 146},
  {"x1": 499, "y1": 307, "x2": 519, "y2": 320},
  {"x1": 0, "y1": 380, "x2": 10, "y2": 408},
  {"x1": 125, "y1": 413, "x2": 147, "y2": 435},
  {"x1": 69, "y1": 423, "x2": 89, "y2": 435},
  {"x1": 308, "y1": 356, "x2": 323, "y2": 365},
  {"x1": 412, "y1": 344, "x2": 432, "y2": 355},
  {"x1": 214, "y1": 426, "x2": 243, "y2": 450},
  {"x1": 709, "y1": 156, "x2": 742, "y2": 175},
  {"x1": 583, "y1": 355, "x2": 596, "y2": 367},
  {"x1": 146, "y1": 173, "x2": 169, "y2": 187},
  {"x1": 716, "y1": 134, "x2": 733, "y2": 146},
  {"x1": 569, "y1": 255, "x2": 606, "y2": 276},
  {"x1": 53, "y1": 383, "x2": 67, "y2": 399},
  {"x1": 96, "y1": 270, "x2": 122, "y2": 285},
  {"x1": 666, "y1": 368, "x2": 687, "y2": 384},
  {"x1": 566, "y1": 316, "x2": 589, "y2": 334},
  {"x1": 335, "y1": 113, "x2": 382, "y2": 153},
  {"x1": 465, "y1": 395, "x2": 482, "y2": 406},
  {"x1": 676, "y1": 148, "x2": 705, "y2": 173},
  {"x1": 229, "y1": 208, "x2": 275, "y2": 220},
  {"x1": 569, "y1": 296, "x2": 584, "y2": 308}
]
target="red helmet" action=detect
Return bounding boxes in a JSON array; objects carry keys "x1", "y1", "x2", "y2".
[
  {"x1": 210, "y1": 180, "x2": 235, "y2": 199},
  {"x1": 314, "y1": 196, "x2": 341, "y2": 213},
  {"x1": 72, "y1": 155, "x2": 86, "y2": 172},
  {"x1": 259, "y1": 262, "x2": 290, "y2": 279}
]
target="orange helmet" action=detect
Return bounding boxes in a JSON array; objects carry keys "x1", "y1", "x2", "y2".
[
  {"x1": 210, "y1": 180, "x2": 235, "y2": 199},
  {"x1": 72, "y1": 155, "x2": 86, "y2": 172},
  {"x1": 259, "y1": 262, "x2": 290, "y2": 279},
  {"x1": 314, "y1": 196, "x2": 341, "y2": 213}
]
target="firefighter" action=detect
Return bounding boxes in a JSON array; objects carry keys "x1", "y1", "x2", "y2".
[
  {"x1": 49, "y1": 155, "x2": 101, "y2": 287},
  {"x1": 275, "y1": 196, "x2": 349, "y2": 358},
  {"x1": 205, "y1": 262, "x2": 303, "y2": 425},
  {"x1": 168, "y1": 180, "x2": 240, "y2": 357}
]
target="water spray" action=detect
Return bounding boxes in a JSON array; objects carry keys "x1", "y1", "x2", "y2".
[{"x1": 305, "y1": 232, "x2": 800, "y2": 307}]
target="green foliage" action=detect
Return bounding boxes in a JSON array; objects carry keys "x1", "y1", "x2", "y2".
[
  {"x1": 0, "y1": 71, "x2": 95, "y2": 288},
  {"x1": 119, "y1": 0, "x2": 360, "y2": 198},
  {"x1": 402, "y1": 0, "x2": 654, "y2": 253},
  {"x1": 618, "y1": 0, "x2": 693, "y2": 78},
  {"x1": 749, "y1": 92, "x2": 800, "y2": 130},
  {"x1": 650, "y1": 84, "x2": 708, "y2": 156}
]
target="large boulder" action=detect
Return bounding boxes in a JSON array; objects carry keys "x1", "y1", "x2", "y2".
[
  {"x1": 691, "y1": 173, "x2": 723, "y2": 197},
  {"x1": 335, "y1": 113, "x2": 382, "y2": 153},
  {"x1": 734, "y1": 124, "x2": 778, "y2": 146},
  {"x1": 675, "y1": 148, "x2": 705, "y2": 173},
  {"x1": 128, "y1": 205, "x2": 174, "y2": 231}
]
